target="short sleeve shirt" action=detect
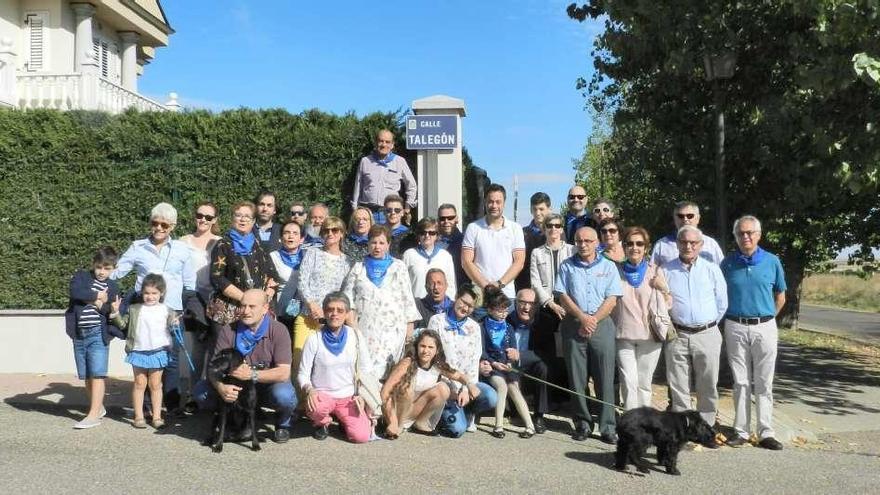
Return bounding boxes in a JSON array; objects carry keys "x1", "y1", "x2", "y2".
[
  {"x1": 462, "y1": 216, "x2": 525, "y2": 298},
  {"x1": 721, "y1": 251, "x2": 787, "y2": 318},
  {"x1": 214, "y1": 318, "x2": 292, "y2": 369},
  {"x1": 554, "y1": 255, "x2": 623, "y2": 314}
]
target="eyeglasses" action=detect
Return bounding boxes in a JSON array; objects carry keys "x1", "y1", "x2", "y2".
[
  {"x1": 678, "y1": 240, "x2": 702, "y2": 246},
  {"x1": 568, "y1": 194, "x2": 586, "y2": 200},
  {"x1": 736, "y1": 230, "x2": 759, "y2": 238},
  {"x1": 575, "y1": 238, "x2": 597, "y2": 244},
  {"x1": 516, "y1": 300, "x2": 536, "y2": 306},
  {"x1": 233, "y1": 213, "x2": 254, "y2": 220},
  {"x1": 385, "y1": 207, "x2": 403, "y2": 214},
  {"x1": 624, "y1": 241, "x2": 645, "y2": 248},
  {"x1": 151, "y1": 220, "x2": 172, "y2": 230},
  {"x1": 289, "y1": 210, "x2": 305, "y2": 217},
  {"x1": 600, "y1": 228, "x2": 618, "y2": 235},
  {"x1": 195, "y1": 213, "x2": 216, "y2": 222},
  {"x1": 322, "y1": 227, "x2": 342, "y2": 235},
  {"x1": 438, "y1": 215, "x2": 456, "y2": 222},
  {"x1": 676, "y1": 213, "x2": 696, "y2": 220},
  {"x1": 545, "y1": 223, "x2": 563, "y2": 229},
  {"x1": 594, "y1": 207, "x2": 611, "y2": 214},
  {"x1": 419, "y1": 231, "x2": 438, "y2": 237}
]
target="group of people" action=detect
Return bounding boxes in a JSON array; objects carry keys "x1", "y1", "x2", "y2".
[{"x1": 64, "y1": 129, "x2": 787, "y2": 452}]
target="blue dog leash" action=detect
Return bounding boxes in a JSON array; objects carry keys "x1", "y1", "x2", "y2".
[{"x1": 170, "y1": 320, "x2": 196, "y2": 373}]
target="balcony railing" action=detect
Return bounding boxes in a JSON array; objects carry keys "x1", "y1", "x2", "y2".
[{"x1": 17, "y1": 73, "x2": 169, "y2": 113}]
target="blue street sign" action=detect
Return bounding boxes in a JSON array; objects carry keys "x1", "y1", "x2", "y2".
[{"x1": 405, "y1": 115, "x2": 459, "y2": 150}]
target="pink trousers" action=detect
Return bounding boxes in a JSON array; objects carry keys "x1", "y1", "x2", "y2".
[{"x1": 307, "y1": 392, "x2": 372, "y2": 444}]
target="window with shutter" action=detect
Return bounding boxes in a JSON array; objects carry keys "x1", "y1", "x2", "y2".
[
  {"x1": 92, "y1": 36, "x2": 121, "y2": 82},
  {"x1": 24, "y1": 12, "x2": 48, "y2": 72}
]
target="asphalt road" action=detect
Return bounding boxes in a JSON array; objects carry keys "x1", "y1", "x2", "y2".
[
  {"x1": 0, "y1": 403, "x2": 878, "y2": 494},
  {"x1": 799, "y1": 304, "x2": 880, "y2": 343}
]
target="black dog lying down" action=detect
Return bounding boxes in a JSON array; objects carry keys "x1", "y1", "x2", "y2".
[
  {"x1": 205, "y1": 349, "x2": 260, "y2": 453},
  {"x1": 615, "y1": 407, "x2": 716, "y2": 475}
]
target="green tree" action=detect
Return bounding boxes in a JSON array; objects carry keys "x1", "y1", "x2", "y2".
[{"x1": 568, "y1": 0, "x2": 880, "y2": 325}]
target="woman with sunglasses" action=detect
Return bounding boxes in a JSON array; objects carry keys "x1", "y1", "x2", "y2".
[
  {"x1": 113, "y1": 202, "x2": 197, "y2": 411},
  {"x1": 342, "y1": 206, "x2": 374, "y2": 263},
  {"x1": 598, "y1": 218, "x2": 626, "y2": 263},
  {"x1": 342, "y1": 224, "x2": 420, "y2": 379},
  {"x1": 295, "y1": 216, "x2": 352, "y2": 377},
  {"x1": 179, "y1": 201, "x2": 221, "y2": 407},
  {"x1": 402, "y1": 217, "x2": 457, "y2": 300},
  {"x1": 208, "y1": 201, "x2": 279, "y2": 329},
  {"x1": 592, "y1": 198, "x2": 617, "y2": 224},
  {"x1": 611, "y1": 226, "x2": 669, "y2": 410},
  {"x1": 529, "y1": 213, "x2": 573, "y2": 354}
]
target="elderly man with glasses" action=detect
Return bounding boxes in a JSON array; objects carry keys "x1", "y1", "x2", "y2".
[
  {"x1": 721, "y1": 215, "x2": 787, "y2": 451},
  {"x1": 652, "y1": 201, "x2": 725, "y2": 266},
  {"x1": 351, "y1": 128, "x2": 418, "y2": 224},
  {"x1": 663, "y1": 225, "x2": 727, "y2": 436}
]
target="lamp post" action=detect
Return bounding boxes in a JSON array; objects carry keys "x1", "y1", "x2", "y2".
[{"x1": 703, "y1": 51, "x2": 737, "y2": 250}]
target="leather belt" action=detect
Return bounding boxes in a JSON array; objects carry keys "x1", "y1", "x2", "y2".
[
  {"x1": 672, "y1": 321, "x2": 717, "y2": 333},
  {"x1": 727, "y1": 316, "x2": 774, "y2": 325}
]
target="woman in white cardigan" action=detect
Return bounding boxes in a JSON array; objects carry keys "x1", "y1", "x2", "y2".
[{"x1": 529, "y1": 213, "x2": 574, "y2": 355}]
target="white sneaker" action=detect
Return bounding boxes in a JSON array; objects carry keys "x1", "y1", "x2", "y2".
[
  {"x1": 466, "y1": 415, "x2": 477, "y2": 433},
  {"x1": 73, "y1": 417, "x2": 101, "y2": 429},
  {"x1": 99, "y1": 407, "x2": 107, "y2": 419}
]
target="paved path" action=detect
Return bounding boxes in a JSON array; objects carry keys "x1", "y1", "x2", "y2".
[{"x1": 799, "y1": 304, "x2": 880, "y2": 344}]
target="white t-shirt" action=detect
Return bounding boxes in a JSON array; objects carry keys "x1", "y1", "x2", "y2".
[
  {"x1": 297, "y1": 327, "x2": 369, "y2": 399},
  {"x1": 133, "y1": 304, "x2": 171, "y2": 351},
  {"x1": 462, "y1": 216, "x2": 525, "y2": 298}
]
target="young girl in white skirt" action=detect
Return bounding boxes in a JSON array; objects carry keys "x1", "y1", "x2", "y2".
[{"x1": 111, "y1": 274, "x2": 175, "y2": 429}]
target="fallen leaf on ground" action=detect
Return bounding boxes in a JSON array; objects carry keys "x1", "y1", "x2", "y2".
[{"x1": 799, "y1": 418, "x2": 814, "y2": 424}]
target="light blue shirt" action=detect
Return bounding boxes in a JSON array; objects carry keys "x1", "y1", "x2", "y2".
[
  {"x1": 721, "y1": 251, "x2": 787, "y2": 318},
  {"x1": 651, "y1": 233, "x2": 725, "y2": 266},
  {"x1": 554, "y1": 255, "x2": 623, "y2": 315},
  {"x1": 112, "y1": 238, "x2": 197, "y2": 311},
  {"x1": 664, "y1": 257, "x2": 728, "y2": 326}
]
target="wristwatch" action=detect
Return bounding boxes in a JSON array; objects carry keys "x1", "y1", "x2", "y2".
[{"x1": 497, "y1": 280, "x2": 506, "y2": 289}]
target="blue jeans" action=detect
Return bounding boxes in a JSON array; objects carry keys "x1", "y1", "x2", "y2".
[
  {"x1": 438, "y1": 381, "x2": 498, "y2": 438},
  {"x1": 73, "y1": 326, "x2": 109, "y2": 379},
  {"x1": 193, "y1": 379, "x2": 298, "y2": 429}
]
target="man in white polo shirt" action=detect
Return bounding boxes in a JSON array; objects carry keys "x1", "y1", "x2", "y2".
[{"x1": 462, "y1": 183, "x2": 525, "y2": 304}]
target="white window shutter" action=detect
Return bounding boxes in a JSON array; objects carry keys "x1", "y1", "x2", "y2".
[{"x1": 24, "y1": 12, "x2": 48, "y2": 72}]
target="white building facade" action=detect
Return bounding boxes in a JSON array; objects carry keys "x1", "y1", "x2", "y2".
[{"x1": 0, "y1": 0, "x2": 177, "y2": 113}]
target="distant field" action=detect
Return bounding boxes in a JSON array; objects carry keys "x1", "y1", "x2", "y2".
[{"x1": 802, "y1": 273, "x2": 880, "y2": 313}]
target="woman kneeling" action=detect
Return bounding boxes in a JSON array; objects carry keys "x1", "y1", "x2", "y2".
[
  {"x1": 381, "y1": 329, "x2": 471, "y2": 439},
  {"x1": 297, "y1": 292, "x2": 372, "y2": 443}
]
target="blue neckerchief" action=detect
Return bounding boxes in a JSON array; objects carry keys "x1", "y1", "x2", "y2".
[
  {"x1": 423, "y1": 295, "x2": 452, "y2": 314},
  {"x1": 444, "y1": 307, "x2": 467, "y2": 335},
  {"x1": 735, "y1": 247, "x2": 766, "y2": 266},
  {"x1": 228, "y1": 229, "x2": 255, "y2": 256},
  {"x1": 277, "y1": 248, "x2": 303, "y2": 270},
  {"x1": 416, "y1": 244, "x2": 441, "y2": 262},
  {"x1": 364, "y1": 254, "x2": 393, "y2": 287},
  {"x1": 565, "y1": 212, "x2": 590, "y2": 237},
  {"x1": 507, "y1": 311, "x2": 531, "y2": 332},
  {"x1": 597, "y1": 243, "x2": 606, "y2": 253},
  {"x1": 570, "y1": 254, "x2": 602, "y2": 270},
  {"x1": 527, "y1": 221, "x2": 542, "y2": 236},
  {"x1": 390, "y1": 224, "x2": 409, "y2": 237},
  {"x1": 348, "y1": 233, "x2": 369, "y2": 245},
  {"x1": 622, "y1": 259, "x2": 649, "y2": 288},
  {"x1": 234, "y1": 315, "x2": 270, "y2": 356},
  {"x1": 438, "y1": 230, "x2": 462, "y2": 249},
  {"x1": 304, "y1": 233, "x2": 324, "y2": 247},
  {"x1": 321, "y1": 325, "x2": 348, "y2": 356},
  {"x1": 375, "y1": 152, "x2": 397, "y2": 166},
  {"x1": 484, "y1": 317, "x2": 508, "y2": 349}
]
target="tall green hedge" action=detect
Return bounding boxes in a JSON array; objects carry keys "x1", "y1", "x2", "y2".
[{"x1": 0, "y1": 108, "x2": 481, "y2": 309}]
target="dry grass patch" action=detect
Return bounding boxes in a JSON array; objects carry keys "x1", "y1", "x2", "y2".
[
  {"x1": 780, "y1": 327, "x2": 880, "y2": 369},
  {"x1": 801, "y1": 273, "x2": 880, "y2": 313}
]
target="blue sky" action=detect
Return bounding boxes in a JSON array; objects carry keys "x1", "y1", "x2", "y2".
[{"x1": 140, "y1": 0, "x2": 603, "y2": 223}]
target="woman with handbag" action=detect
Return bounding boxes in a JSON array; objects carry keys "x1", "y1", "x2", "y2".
[
  {"x1": 298, "y1": 292, "x2": 372, "y2": 443},
  {"x1": 208, "y1": 201, "x2": 279, "y2": 334},
  {"x1": 342, "y1": 224, "x2": 421, "y2": 379},
  {"x1": 269, "y1": 221, "x2": 304, "y2": 334},
  {"x1": 611, "y1": 226, "x2": 670, "y2": 410}
]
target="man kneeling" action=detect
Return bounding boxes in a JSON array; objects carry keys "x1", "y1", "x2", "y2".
[{"x1": 194, "y1": 289, "x2": 297, "y2": 443}]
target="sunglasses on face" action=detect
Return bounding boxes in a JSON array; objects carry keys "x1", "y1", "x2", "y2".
[
  {"x1": 594, "y1": 207, "x2": 611, "y2": 214},
  {"x1": 568, "y1": 194, "x2": 586, "y2": 200},
  {"x1": 195, "y1": 213, "x2": 216, "y2": 222},
  {"x1": 676, "y1": 213, "x2": 696, "y2": 220},
  {"x1": 439, "y1": 215, "x2": 456, "y2": 222},
  {"x1": 385, "y1": 207, "x2": 403, "y2": 214},
  {"x1": 600, "y1": 228, "x2": 618, "y2": 235},
  {"x1": 624, "y1": 241, "x2": 646, "y2": 248},
  {"x1": 289, "y1": 210, "x2": 305, "y2": 217},
  {"x1": 545, "y1": 223, "x2": 564, "y2": 229},
  {"x1": 322, "y1": 227, "x2": 342, "y2": 235},
  {"x1": 419, "y1": 231, "x2": 438, "y2": 237},
  {"x1": 151, "y1": 220, "x2": 172, "y2": 230}
]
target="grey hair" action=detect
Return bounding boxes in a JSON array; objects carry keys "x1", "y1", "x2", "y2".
[
  {"x1": 676, "y1": 225, "x2": 703, "y2": 241},
  {"x1": 733, "y1": 215, "x2": 762, "y2": 235},
  {"x1": 150, "y1": 202, "x2": 178, "y2": 224},
  {"x1": 322, "y1": 291, "x2": 350, "y2": 312},
  {"x1": 673, "y1": 201, "x2": 700, "y2": 215},
  {"x1": 593, "y1": 197, "x2": 616, "y2": 211}
]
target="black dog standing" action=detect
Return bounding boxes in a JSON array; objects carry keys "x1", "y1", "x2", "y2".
[
  {"x1": 206, "y1": 349, "x2": 261, "y2": 452},
  {"x1": 614, "y1": 407, "x2": 716, "y2": 475}
]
